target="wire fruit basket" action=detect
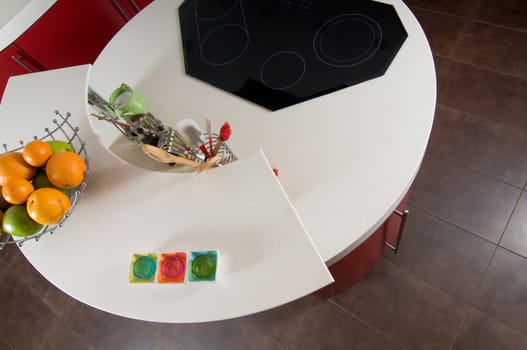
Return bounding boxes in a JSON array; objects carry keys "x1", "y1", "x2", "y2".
[{"x1": 0, "y1": 111, "x2": 89, "y2": 250}]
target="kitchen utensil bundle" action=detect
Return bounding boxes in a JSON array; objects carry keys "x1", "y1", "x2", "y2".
[{"x1": 88, "y1": 86, "x2": 236, "y2": 173}]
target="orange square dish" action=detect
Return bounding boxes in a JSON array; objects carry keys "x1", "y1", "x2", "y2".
[{"x1": 157, "y1": 252, "x2": 187, "y2": 284}]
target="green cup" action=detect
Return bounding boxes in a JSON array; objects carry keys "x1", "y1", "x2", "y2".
[{"x1": 109, "y1": 83, "x2": 145, "y2": 117}]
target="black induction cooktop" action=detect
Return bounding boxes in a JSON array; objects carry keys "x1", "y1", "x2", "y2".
[{"x1": 179, "y1": 0, "x2": 407, "y2": 111}]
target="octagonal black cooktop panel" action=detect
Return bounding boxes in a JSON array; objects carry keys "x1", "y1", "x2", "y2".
[{"x1": 179, "y1": 0, "x2": 407, "y2": 111}]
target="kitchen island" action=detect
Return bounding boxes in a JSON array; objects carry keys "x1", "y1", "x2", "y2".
[{"x1": 0, "y1": 0, "x2": 435, "y2": 323}]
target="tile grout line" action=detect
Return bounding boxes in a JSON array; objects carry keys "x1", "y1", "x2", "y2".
[
  {"x1": 3, "y1": 337, "x2": 14, "y2": 350},
  {"x1": 159, "y1": 328, "x2": 195, "y2": 350},
  {"x1": 434, "y1": 52, "x2": 527, "y2": 81},
  {"x1": 409, "y1": 202, "x2": 527, "y2": 263},
  {"x1": 384, "y1": 221, "x2": 527, "y2": 340},
  {"x1": 443, "y1": 18, "x2": 471, "y2": 59},
  {"x1": 495, "y1": 190, "x2": 524, "y2": 247},
  {"x1": 150, "y1": 333, "x2": 184, "y2": 350},
  {"x1": 274, "y1": 297, "x2": 316, "y2": 350},
  {"x1": 469, "y1": 187, "x2": 523, "y2": 290},
  {"x1": 470, "y1": 303, "x2": 527, "y2": 339},
  {"x1": 424, "y1": 144, "x2": 527, "y2": 191},
  {"x1": 447, "y1": 307, "x2": 470, "y2": 350},
  {"x1": 329, "y1": 259, "x2": 484, "y2": 350},
  {"x1": 407, "y1": 205, "x2": 505, "y2": 248},
  {"x1": 381, "y1": 256, "x2": 469, "y2": 310},
  {"x1": 327, "y1": 298, "x2": 411, "y2": 350},
  {"x1": 408, "y1": 5, "x2": 527, "y2": 34},
  {"x1": 407, "y1": 5, "x2": 472, "y2": 21},
  {"x1": 378, "y1": 260, "x2": 477, "y2": 348},
  {"x1": 473, "y1": 19, "x2": 527, "y2": 34}
]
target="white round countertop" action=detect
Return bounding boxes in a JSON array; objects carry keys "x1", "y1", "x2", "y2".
[
  {"x1": 90, "y1": 0, "x2": 436, "y2": 264},
  {"x1": 0, "y1": 0, "x2": 436, "y2": 323}
]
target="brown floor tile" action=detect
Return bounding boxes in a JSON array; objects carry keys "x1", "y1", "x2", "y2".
[
  {"x1": 501, "y1": 191, "x2": 527, "y2": 257},
  {"x1": 162, "y1": 317, "x2": 281, "y2": 350},
  {"x1": 472, "y1": 0, "x2": 527, "y2": 31},
  {"x1": 404, "y1": 0, "x2": 481, "y2": 18},
  {"x1": 427, "y1": 104, "x2": 527, "y2": 187},
  {"x1": 1, "y1": 338, "x2": 13, "y2": 350},
  {"x1": 5, "y1": 246, "x2": 60, "y2": 298},
  {"x1": 451, "y1": 307, "x2": 527, "y2": 350},
  {"x1": 37, "y1": 320, "x2": 93, "y2": 350},
  {"x1": 450, "y1": 21, "x2": 527, "y2": 79},
  {"x1": 472, "y1": 247, "x2": 527, "y2": 334},
  {"x1": 436, "y1": 57, "x2": 527, "y2": 130},
  {"x1": 387, "y1": 208, "x2": 495, "y2": 300},
  {"x1": 0, "y1": 239, "x2": 23, "y2": 267},
  {"x1": 409, "y1": 154, "x2": 520, "y2": 243},
  {"x1": 0, "y1": 265, "x2": 88, "y2": 350},
  {"x1": 409, "y1": 7, "x2": 468, "y2": 56},
  {"x1": 331, "y1": 260, "x2": 468, "y2": 350},
  {"x1": 281, "y1": 299, "x2": 405, "y2": 350},
  {"x1": 243, "y1": 295, "x2": 314, "y2": 347},
  {"x1": 149, "y1": 334, "x2": 183, "y2": 350},
  {"x1": 59, "y1": 306, "x2": 159, "y2": 350}
]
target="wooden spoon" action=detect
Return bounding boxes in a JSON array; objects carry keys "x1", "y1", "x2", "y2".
[
  {"x1": 142, "y1": 144, "x2": 201, "y2": 168},
  {"x1": 194, "y1": 155, "x2": 222, "y2": 174}
]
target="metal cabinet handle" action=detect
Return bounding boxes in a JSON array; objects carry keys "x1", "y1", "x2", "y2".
[
  {"x1": 112, "y1": 0, "x2": 131, "y2": 20},
  {"x1": 384, "y1": 208, "x2": 409, "y2": 254},
  {"x1": 11, "y1": 56, "x2": 34, "y2": 73},
  {"x1": 129, "y1": 0, "x2": 141, "y2": 12}
]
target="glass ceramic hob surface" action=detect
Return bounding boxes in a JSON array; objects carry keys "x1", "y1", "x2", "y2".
[{"x1": 179, "y1": 0, "x2": 407, "y2": 111}]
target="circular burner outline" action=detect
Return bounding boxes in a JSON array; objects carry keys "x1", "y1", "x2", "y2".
[
  {"x1": 319, "y1": 19, "x2": 375, "y2": 63},
  {"x1": 199, "y1": 24, "x2": 250, "y2": 66},
  {"x1": 194, "y1": 0, "x2": 240, "y2": 21},
  {"x1": 260, "y1": 51, "x2": 306, "y2": 90},
  {"x1": 313, "y1": 14, "x2": 382, "y2": 68}
]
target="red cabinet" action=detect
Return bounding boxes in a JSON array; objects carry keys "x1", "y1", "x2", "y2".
[
  {"x1": 15, "y1": 0, "x2": 127, "y2": 70},
  {"x1": 120, "y1": 0, "x2": 154, "y2": 17},
  {"x1": 0, "y1": 44, "x2": 43, "y2": 102},
  {"x1": 1, "y1": 0, "x2": 156, "y2": 101}
]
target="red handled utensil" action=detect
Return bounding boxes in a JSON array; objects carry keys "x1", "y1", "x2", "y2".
[{"x1": 212, "y1": 122, "x2": 232, "y2": 156}]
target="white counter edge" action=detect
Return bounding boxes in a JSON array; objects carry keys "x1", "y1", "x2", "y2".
[{"x1": 0, "y1": 0, "x2": 57, "y2": 52}]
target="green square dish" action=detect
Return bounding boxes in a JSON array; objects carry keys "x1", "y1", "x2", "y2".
[
  {"x1": 129, "y1": 253, "x2": 158, "y2": 283},
  {"x1": 188, "y1": 250, "x2": 218, "y2": 282}
]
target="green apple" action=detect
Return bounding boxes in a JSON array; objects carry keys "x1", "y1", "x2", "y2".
[
  {"x1": 32, "y1": 170, "x2": 68, "y2": 195},
  {"x1": 46, "y1": 140, "x2": 74, "y2": 154},
  {"x1": 2, "y1": 205, "x2": 44, "y2": 237}
]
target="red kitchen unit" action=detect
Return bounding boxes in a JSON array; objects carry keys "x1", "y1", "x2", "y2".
[
  {"x1": 15, "y1": 0, "x2": 128, "y2": 70},
  {"x1": 316, "y1": 192, "x2": 410, "y2": 298},
  {"x1": 0, "y1": 44, "x2": 44, "y2": 102},
  {"x1": 118, "y1": 0, "x2": 154, "y2": 19}
]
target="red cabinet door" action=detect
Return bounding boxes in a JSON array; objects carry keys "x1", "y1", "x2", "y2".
[
  {"x1": 15, "y1": 0, "x2": 127, "y2": 70},
  {"x1": 118, "y1": 0, "x2": 154, "y2": 19},
  {"x1": 0, "y1": 44, "x2": 43, "y2": 102},
  {"x1": 126, "y1": 0, "x2": 154, "y2": 12}
]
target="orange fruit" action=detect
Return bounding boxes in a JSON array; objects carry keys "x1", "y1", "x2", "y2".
[
  {"x1": 26, "y1": 188, "x2": 72, "y2": 225},
  {"x1": 23, "y1": 140, "x2": 53, "y2": 167},
  {"x1": 2, "y1": 179, "x2": 34, "y2": 205},
  {"x1": 45, "y1": 152, "x2": 86, "y2": 189},
  {"x1": 0, "y1": 152, "x2": 38, "y2": 187},
  {"x1": 0, "y1": 186, "x2": 11, "y2": 211}
]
